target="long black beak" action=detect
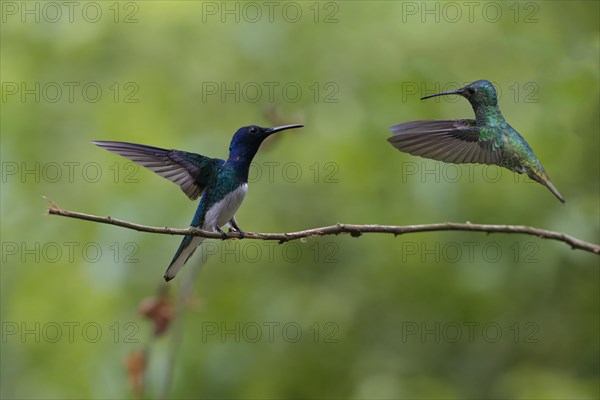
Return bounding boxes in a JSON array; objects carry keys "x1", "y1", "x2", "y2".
[
  {"x1": 420, "y1": 89, "x2": 464, "y2": 101},
  {"x1": 267, "y1": 124, "x2": 304, "y2": 134}
]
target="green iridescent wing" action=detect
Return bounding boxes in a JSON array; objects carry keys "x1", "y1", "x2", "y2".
[
  {"x1": 387, "y1": 119, "x2": 503, "y2": 165},
  {"x1": 92, "y1": 141, "x2": 225, "y2": 200}
]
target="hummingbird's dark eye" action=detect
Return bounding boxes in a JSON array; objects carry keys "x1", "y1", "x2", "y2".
[{"x1": 467, "y1": 88, "x2": 476, "y2": 95}]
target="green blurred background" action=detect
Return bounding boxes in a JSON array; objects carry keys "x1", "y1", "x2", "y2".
[{"x1": 1, "y1": 1, "x2": 599, "y2": 399}]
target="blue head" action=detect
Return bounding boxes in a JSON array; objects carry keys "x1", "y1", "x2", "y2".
[
  {"x1": 421, "y1": 80, "x2": 499, "y2": 108},
  {"x1": 227, "y1": 124, "x2": 303, "y2": 164}
]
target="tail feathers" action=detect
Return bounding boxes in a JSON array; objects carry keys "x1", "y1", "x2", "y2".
[
  {"x1": 543, "y1": 178, "x2": 566, "y2": 204},
  {"x1": 163, "y1": 235, "x2": 205, "y2": 282},
  {"x1": 529, "y1": 170, "x2": 565, "y2": 204}
]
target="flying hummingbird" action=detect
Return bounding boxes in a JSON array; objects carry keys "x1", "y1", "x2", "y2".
[
  {"x1": 388, "y1": 80, "x2": 565, "y2": 203},
  {"x1": 93, "y1": 124, "x2": 303, "y2": 281}
]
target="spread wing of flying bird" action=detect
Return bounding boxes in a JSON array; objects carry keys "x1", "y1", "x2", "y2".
[
  {"x1": 92, "y1": 141, "x2": 225, "y2": 200},
  {"x1": 387, "y1": 119, "x2": 503, "y2": 165}
]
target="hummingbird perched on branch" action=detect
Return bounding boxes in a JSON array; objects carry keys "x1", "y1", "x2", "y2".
[
  {"x1": 93, "y1": 124, "x2": 303, "y2": 281},
  {"x1": 388, "y1": 80, "x2": 565, "y2": 203}
]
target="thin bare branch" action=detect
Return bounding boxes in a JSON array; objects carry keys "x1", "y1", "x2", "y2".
[{"x1": 45, "y1": 203, "x2": 600, "y2": 255}]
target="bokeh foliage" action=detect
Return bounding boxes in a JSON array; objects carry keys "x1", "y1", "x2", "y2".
[{"x1": 1, "y1": 1, "x2": 599, "y2": 399}]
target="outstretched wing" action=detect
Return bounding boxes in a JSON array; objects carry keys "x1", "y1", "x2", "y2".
[
  {"x1": 387, "y1": 120, "x2": 503, "y2": 165},
  {"x1": 92, "y1": 141, "x2": 225, "y2": 200}
]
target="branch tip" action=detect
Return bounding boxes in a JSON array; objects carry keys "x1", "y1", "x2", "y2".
[{"x1": 43, "y1": 196, "x2": 60, "y2": 211}]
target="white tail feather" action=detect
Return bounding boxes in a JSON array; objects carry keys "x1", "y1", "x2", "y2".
[{"x1": 163, "y1": 236, "x2": 205, "y2": 281}]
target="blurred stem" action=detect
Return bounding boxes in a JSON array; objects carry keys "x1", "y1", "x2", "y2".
[
  {"x1": 47, "y1": 203, "x2": 600, "y2": 254},
  {"x1": 158, "y1": 259, "x2": 204, "y2": 399}
]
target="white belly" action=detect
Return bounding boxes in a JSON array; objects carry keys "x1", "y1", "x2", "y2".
[{"x1": 202, "y1": 184, "x2": 248, "y2": 230}]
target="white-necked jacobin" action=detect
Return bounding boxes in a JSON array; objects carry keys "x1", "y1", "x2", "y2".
[
  {"x1": 388, "y1": 80, "x2": 565, "y2": 203},
  {"x1": 93, "y1": 124, "x2": 303, "y2": 281}
]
